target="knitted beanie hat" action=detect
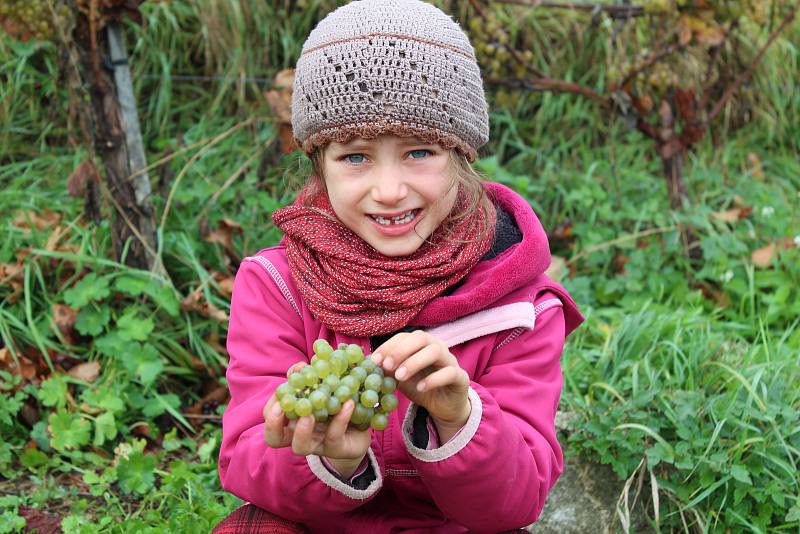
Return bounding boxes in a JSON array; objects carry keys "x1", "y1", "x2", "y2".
[{"x1": 291, "y1": 0, "x2": 489, "y2": 162}]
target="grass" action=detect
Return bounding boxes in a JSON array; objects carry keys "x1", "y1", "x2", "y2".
[{"x1": 1, "y1": 1, "x2": 799, "y2": 532}]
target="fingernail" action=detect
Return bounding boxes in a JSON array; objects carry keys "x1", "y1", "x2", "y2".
[
  {"x1": 271, "y1": 403, "x2": 282, "y2": 417},
  {"x1": 299, "y1": 416, "x2": 313, "y2": 428},
  {"x1": 372, "y1": 352, "x2": 383, "y2": 364},
  {"x1": 383, "y1": 357, "x2": 395, "y2": 371},
  {"x1": 395, "y1": 366, "x2": 407, "y2": 380},
  {"x1": 416, "y1": 381, "x2": 426, "y2": 392}
]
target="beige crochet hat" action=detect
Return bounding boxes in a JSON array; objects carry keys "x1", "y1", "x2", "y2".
[{"x1": 291, "y1": 0, "x2": 489, "y2": 162}]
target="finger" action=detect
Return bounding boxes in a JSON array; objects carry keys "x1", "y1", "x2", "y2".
[
  {"x1": 415, "y1": 366, "x2": 470, "y2": 393},
  {"x1": 264, "y1": 397, "x2": 292, "y2": 448},
  {"x1": 394, "y1": 343, "x2": 449, "y2": 382},
  {"x1": 325, "y1": 399, "x2": 355, "y2": 441},
  {"x1": 291, "y1": 416, "x2": 318, "y2": 456},
  {"x1": 287, "y1": 361, "x2": 307, "y2": 377},
  {"x1": 374, "y1": 330, "x2": 431, "y2": 371}
]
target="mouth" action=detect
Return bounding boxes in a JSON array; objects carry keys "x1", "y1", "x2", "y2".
[{"x1": 368, "y1": 209, "x2": 421, "y2": 226}]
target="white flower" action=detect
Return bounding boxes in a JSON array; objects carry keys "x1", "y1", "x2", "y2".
[
  {"x1": 794, "y1": 235, "x2": 800, "y2": 247},
  {"x1": 761, "y1": 206, "x2": 775, "y2": 217},
  {"x1": 721, "y1": 270, "x2": 734, "y2": 283}
]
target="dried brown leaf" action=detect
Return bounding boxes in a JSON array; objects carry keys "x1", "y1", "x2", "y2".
[
  {"x1": 18, "y1": 506, "x2": 63, "y2": 534},
  {"x1": 181, "y1": 288, "x2": 229, "y2": 323},
  {"x1": 545, "y1": 255, "x2": 567, "y2": 281},
  {"x1": 13, "y1": 209, "x2": 62, "y2": 232},
  {"x1": 711, "y1": 207, "x2": 751, "y2": 223},
  {"x1": 747, "y1": 152, "x2": 765, "y2": 179},
  {"x1": 67, "y1": 361, "x2": 101, "y2": 383},
  {"x1": 53, "y1": 303, "x2": 78, "y2": 337},
  {"x1": 204, "y1": 219, "x2": 242, "y2": 257},
  {"x1": 752, "y1": 238, "x2": 796, "y2": 268},
  {"x1": 67, "y1": 160, "x2": 98, "y2": 197}
]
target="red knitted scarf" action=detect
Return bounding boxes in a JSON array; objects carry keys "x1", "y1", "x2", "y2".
[{"x1": 272, "y1": 186, "x2": 495, "y2": 337}]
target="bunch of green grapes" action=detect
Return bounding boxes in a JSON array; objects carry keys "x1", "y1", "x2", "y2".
[
  {"x1": 0, "y1": 0, "x2": 69, "y2": 42},
  {"x1": 275, "y1": 339, "x2": 398, "y2": 432}
]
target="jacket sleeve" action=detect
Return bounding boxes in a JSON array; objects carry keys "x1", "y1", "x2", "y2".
[
  {"x1": 218, "y1": 256, "x2": 382, "y2": 521},
  {"x1": 401, "y1": 291, "x2": 566, "y2": 533}
]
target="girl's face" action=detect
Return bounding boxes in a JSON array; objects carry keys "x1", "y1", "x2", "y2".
[{"x1": 322, "y1": 135, "x2": 457, "y2": 257}]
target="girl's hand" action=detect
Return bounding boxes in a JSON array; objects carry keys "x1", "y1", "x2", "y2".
[
  {"x1": 262, "y1": 364, "x2": 372, "y2": 475},
  {"x1": 372, "y1": 331, "x2": 471, "y2": 438}
]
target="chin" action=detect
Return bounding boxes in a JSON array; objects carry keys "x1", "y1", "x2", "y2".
[{"x1": 368, "y1": 237, "x2": 425, "y2": 258}]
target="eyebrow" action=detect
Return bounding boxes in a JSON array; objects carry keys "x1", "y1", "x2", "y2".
[{"x1": 334, "y1": 137, "x2": 432, "y2": 151}]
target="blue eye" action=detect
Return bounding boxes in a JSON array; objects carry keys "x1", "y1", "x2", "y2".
[
  {"x1": 409, "y1": 149, "x2": 431, "y2": 159},
  {"x1": 344, "y1": 154, "x2": 366, "y2": 164}
]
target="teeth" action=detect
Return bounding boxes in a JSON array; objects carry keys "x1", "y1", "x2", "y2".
[{"x1": 371, "y1": 210, "x2": 417, "y2": 226}]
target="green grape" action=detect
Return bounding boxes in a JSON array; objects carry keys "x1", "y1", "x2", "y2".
[
  {"x1": 275, "y1": 339, "x2": 400, "y2": 432},
  {"x1": 288, "y1": 372, "x2": 305, "y2": 391},
  {"x1": 364, "y1": 373, "x2": 383, "y2": 391},
  {"x1": 360, "y1": 389, "x2": 379, "y2": 408},
  {"x1": 301, "y1": 365, "x2": 319, "y2": 387},
  {"x1": 350, "y1": 366, "x2": 368, "y2": 384},
  {"x1": 330, "y1": 351, "x2": 348, "y2": 375},
  {"x1": 351, "y1": 404, "x2": 370, "y2": 424},
  {"x1": 313, "y1": 339, "x2": 333, "y2": 358},
  {"x1": 295, "y1": 398, "x2": 313, "y2": 417},
  {"x1": 323, "y1": 374, "x2": 340, "y2": 389},
  {"x1": 380, "y1": 393, "x2": 398, "y2": 413},
  {"x1": 326, "y1": 396, "x2": 341, "y2": 415},
  {"x1": 313, "y1": 359, "x2": 331, "y2": 378},
  {"x1": 370, "y1": 413, "x2": 388, "y2": 431},
  {"x1": 381, "y1": 376, "x2": 397, "y2": 394},
  {"x1": 279, "y1": 394, "x2": 296, "y2": 412},
  {"x1": 345, "y1": 344, "x2": 364, "y2": 364},
  {"x1": 334, "y1": 385, "x2": 352, "y2": 402},
  {"x1": 275, "y1": 382, "x2": 292, "y2": 399},
  {"x1": 309, "y1": 390, "x2": 328, "y2": 410},
  {"x1": 340, "y1": 375, "x2": 359, "y2": 391},
  {"x1": 313, "y1": 407, "x2": 329, "y2": 423}
]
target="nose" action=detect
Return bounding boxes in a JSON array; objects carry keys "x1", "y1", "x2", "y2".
[{"x1": 370, "y1": 164, "x2": 408, "y2": 205}]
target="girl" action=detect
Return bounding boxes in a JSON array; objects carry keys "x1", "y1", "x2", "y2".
[{"x1": 215, "y1": 1, "x2": 583, "y2": 532}]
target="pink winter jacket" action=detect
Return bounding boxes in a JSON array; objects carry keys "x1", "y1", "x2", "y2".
[{"x1": 219, "y1": 182, "x2": 583, "y2": 533}]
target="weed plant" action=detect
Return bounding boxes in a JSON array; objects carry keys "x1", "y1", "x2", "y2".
[{"x1": 0, "y1": 1, "x2": 798, "y2": 532}]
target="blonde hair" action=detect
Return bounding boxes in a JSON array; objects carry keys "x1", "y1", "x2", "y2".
[{"x1": 304, "y1": 147, "x2": 495, "y2": 244}]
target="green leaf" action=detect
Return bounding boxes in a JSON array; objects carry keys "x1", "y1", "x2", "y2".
[
  {"x1": 20, "y1": 448, "x2": 48, "y2": 470},
  {"x1": 116, "y1": 451, "x2": 157, "y2": 495},
  {"x1": 730, "y1": 464, "x2": 752, "y2": 484},
  {"x1": 161, "y1": 428, "x2": 184, "y2": 452},
  {"x1": 81, "y1": 386, "x2": 125, "y2": 413},
  {"x1": 0, "y1": 511, "x2": 25, "y2": 533},
  {"x1": 63, "y1": 273, "x2": 111, "y2": 308},
  {"x1": 149, "y1": 285, "x2": 180, "y2": 317},
  {"x1": 114, "y1": 275, "x2": 151, "y2": 296},
  {"x1": 93, "y1": 411, "x2": 118, "y2": 447},
  {"x1": 125, "y1": 344, "x2": 164, "y2": 387},
  {"x1": 117, "y1": 311, "x2": 154, "y2": 341},
  {"x1": 0, "y1": 390, "x2": 24, "y2": 426},
  {"x1": 94, "y1": 332, "x2": 128, "y2": 358},
  {"x1": 38, "y1": 375, "x2": 68, "y2": 409},
  {"x1": 198, "y1": 435, "x2": 218, "y2": 463},
  {"x1": 787, "y1": 502, "x2": 800, "y2": 522},
  {"x1": 142, "y1": 392, "x2": 180, "y2": 418},
  {"x1": 49, "y1": 411, "x2": 91, "y2": 451},
  {"x1": 75, "y1": 304, "x2": 111, "y2": 337}
]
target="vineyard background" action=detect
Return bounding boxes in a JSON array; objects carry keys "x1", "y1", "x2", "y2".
[{"x1": 1, "y1": 0, "x2": 799, "y2": 532}]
